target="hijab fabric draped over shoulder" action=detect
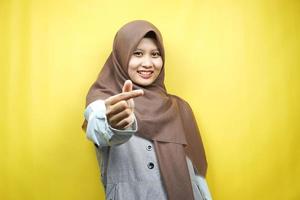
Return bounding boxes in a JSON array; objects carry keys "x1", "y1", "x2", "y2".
[{"x1": 83, "y1": 20, "x2": 207, "y2": 200}]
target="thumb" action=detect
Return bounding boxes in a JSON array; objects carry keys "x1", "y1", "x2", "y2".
[{"x1": 122, "y1": 80, "x2": 133, "y2": 93}]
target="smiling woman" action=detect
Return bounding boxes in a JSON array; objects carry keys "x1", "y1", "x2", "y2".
[
  {"x1": 1, "y1": 0, "x2": 299, "y2": 199},
  {"x1": 128, "y1": 32, "x2": 163, "y2": 86},
  {"x1": 82, "y1": 20, "x2": 212, "y2": 200}
]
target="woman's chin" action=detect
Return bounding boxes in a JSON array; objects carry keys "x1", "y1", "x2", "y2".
[{"x1": 133, "y1": 78, "x2": 154, "y2": 86}]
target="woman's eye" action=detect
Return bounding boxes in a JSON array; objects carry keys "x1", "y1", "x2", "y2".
[
  {"x1": 133, "y1": 51, "x2": 143, "y2": 57},
  {"x1": 152, "y1": 52, "x2": 161, "y2": 57}
]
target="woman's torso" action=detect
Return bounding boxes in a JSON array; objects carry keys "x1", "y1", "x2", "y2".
[{"x1": 95, "y1": 134, "x2": 206, "y2": 200}]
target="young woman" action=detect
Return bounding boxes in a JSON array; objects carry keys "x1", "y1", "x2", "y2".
[{"x1": 82, "y1": 20, "x2": 212, "y2": 200}]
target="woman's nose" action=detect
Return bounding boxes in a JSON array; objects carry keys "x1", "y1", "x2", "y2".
[{"x1": 141, "y1": 56, "x2": 153, "y2": 68}]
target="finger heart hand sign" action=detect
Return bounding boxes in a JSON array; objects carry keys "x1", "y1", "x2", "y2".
[{"x1": 104, "y1": 80, "x2": 144, "y2": 130}]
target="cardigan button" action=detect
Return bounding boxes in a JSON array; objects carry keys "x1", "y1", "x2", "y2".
[
  {"x1": 146, "y1": 145, "x2": 152, "y2": 151},
  {"x1": 147, "y1": 162, "x2": 154, "y2": 169}
]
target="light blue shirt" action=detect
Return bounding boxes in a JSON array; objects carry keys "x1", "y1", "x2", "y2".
[{"x1": 84, "y1": 100, "x2": 212, "y2": 200}]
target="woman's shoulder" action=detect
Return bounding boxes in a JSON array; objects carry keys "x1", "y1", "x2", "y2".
[
  {"x1": 168, "y1": 94, "x2": 191, "y2": 109},
  {"x1": 168, "y1": 93, "x2": 185, "y2": 102}
]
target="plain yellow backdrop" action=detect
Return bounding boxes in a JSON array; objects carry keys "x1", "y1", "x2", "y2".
[{"x1": 1, "y1": 0, "x2": 299, "y2": 199}]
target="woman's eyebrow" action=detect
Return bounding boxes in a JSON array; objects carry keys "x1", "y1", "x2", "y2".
[{"x1": 134, "y1": 48, "x2": 159, "y2": 51}]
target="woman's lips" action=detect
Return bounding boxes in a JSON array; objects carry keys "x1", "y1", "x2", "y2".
[{"x1": 137, "y1": 70, "x2": 153, "y2": 79}]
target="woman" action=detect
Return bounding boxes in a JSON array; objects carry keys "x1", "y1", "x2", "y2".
[{"x1": 82, "y1": 20, "x2": 212, "y2": 200}]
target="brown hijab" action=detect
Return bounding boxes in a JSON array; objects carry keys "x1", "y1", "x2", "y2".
[{"x1": 82, "y1": 20, "x2": 207, "y2": 200}]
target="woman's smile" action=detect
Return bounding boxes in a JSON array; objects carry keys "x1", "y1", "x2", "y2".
[{"x1": 137, "y1": 70, "x2": 154, "y2": 79}]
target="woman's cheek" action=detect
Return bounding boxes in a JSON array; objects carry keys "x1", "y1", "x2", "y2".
[{"x1": 155, "y1": 58, "x2": 163, "y2": 69}]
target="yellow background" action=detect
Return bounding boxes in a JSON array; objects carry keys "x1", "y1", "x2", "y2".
[{"x1": 1, "y1": 0, "x2": 299, "y2": 199}]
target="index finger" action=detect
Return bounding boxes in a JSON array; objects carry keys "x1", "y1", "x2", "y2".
[{"x1": 106, "y1": 89, "x2": 144, "y2": 105}]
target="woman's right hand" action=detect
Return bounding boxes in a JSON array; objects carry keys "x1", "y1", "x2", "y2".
[{"x1": 104, "y1": 80, "x2": 144, "y2": 130}]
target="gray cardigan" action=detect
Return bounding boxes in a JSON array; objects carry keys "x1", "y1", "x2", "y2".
[{"x1": 84, "y1": 100, "x2": 212, "y2": 200}]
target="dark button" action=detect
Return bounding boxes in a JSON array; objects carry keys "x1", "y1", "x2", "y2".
[
  {"x1": 146, "y1": 145, "x2": 152, "y2": 151},
  {"x1": 147, "y1": 162, "x2": 154, "y2": 169}
]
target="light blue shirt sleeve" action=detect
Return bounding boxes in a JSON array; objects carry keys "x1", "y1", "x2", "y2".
[
  {"x1": 84, "y1": 100, "x2": 137, "y2": 147},
  {"x1": 194, "y1": 174, "x2": 213, "y2": 200}
]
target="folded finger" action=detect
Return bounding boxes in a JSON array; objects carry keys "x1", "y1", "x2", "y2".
[{"x1": 106, "y1": 89, "x2": 143, "y2": 105}]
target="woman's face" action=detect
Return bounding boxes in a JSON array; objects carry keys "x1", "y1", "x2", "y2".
[{"x1": 128, "y1": 37, "x2": 163, "y2": 86}]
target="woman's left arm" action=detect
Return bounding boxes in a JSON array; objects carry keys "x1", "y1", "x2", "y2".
[{"x1": 194, "y1": 173, "x2": 213, "y2": 200}]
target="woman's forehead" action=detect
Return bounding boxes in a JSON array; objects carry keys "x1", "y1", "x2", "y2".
[{"x1": 135, "y1": 37, "x2": 159, "y2": 50}]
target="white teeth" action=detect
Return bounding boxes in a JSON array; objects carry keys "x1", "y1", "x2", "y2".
[{"x1": 138, "y1": 71, "x2": 152, "y2": 75}]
